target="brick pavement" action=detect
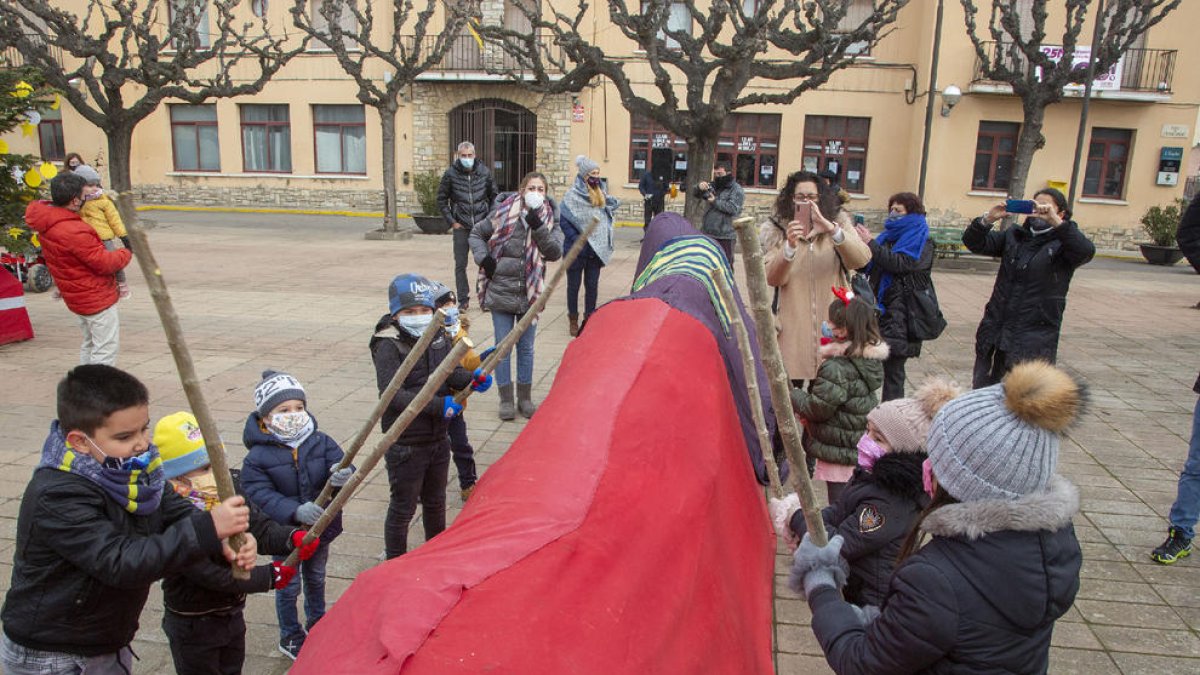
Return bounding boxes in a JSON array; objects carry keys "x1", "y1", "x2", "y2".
[{"x1": 0, "y1": 211, "x2": 1197, "y2": 674}]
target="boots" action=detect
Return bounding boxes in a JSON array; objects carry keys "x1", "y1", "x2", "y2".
[
  {"x1": 517, "y1": 383, "x2": 538, "y2": 418},
  {"x1": 568, "y1": 314, "x2": 579, "y2": 337},
  {"x1": 498, "y1": 383, "x2": 516, "y2": 421}
]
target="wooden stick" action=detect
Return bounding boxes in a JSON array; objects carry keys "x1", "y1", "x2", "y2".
[
  {"x1": 452, "y1": 214, "x2": 600, "y2": 406},
  {"x1": 732, "y1": 216, "x2": 828, "y2": 546},
  {"x1": 282, "y1": 338, "x2": 472, "y2": 567},
  {"x1": 709, "y1": 269, "x2": 784, "y2": 499},
  {"x1": 312, "y1": 309, "x2": 445, "y2": 509},
  {"x1": 121, "y1": 194, "x2": 251, "y2": 578}
]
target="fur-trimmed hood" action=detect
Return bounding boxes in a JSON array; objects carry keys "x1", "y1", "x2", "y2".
[
  {"x1": 922, "y1": 475, "x2": 1079, "y2": 540},
  {"x1": 818, "y1": 339, "x2": 890, "y2": 362}
]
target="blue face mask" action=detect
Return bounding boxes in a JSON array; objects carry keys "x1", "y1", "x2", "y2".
[
  {"x1": 442, "y1": 306, "x2": 460, "y2": 328},
  {"x1": 460, "y1": 157, "x2": 475, "y2": 170},
  {"x1": 820, "y1": 321, "x2": 835, "y2": 340},
  {"x1": 397, "y1": 313, "x2": 434, "y2": 338}
]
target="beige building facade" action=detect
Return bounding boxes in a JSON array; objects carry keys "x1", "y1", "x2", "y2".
[{"x1": 5, "y1": 0, "x2": 1198, "y2": 247}]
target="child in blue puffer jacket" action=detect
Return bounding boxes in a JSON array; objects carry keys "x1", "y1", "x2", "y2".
[{"x1": 241, "y1": 370, "x2": 354, "y2": 661}]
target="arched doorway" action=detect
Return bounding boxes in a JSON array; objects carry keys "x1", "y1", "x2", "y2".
[{"x1": 448, "y1": 99, "x2": 537, "y2": 193}]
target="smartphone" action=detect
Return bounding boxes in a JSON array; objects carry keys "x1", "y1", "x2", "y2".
[
  {"x1": 1005, "y1": 199, "x2": 1036, "y2": 214},
  {"x1": 853, "y1": 213, "x2": 865, "y2": 226},
  {"x1": 795, "y1": 200, "x2": 813, "y2": 228}
]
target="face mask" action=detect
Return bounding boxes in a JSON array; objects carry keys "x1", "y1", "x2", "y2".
[
  {"x1": 83, "y1": 190, "x2": 103, "y2": 201},
  {"x1": 268, "y1": 410, "x2": 311, "y2": 441},
  {"x1": 713, "y1": 174, "x2": 733, "y2": 189},
  {"x1": 820, "y1": 321, "x2": 836, "y2": 340},
  {"x1": 857, "y1": 434, "x2": 888, "y2": 471},
  {"x1": 922, "y1": 458, "x2": 936, "y2": 499},
  {"x1": 524, "y1": 191, "x2": 545, "y2": 211},
  {"x1": 460, "y1": 157, "x2": 474, "y2": 170},
  {"x1": 442, "y1": 306, "x2": 460, "y2": 328},
  {"x1": 1026, "y1": 217, "x2": 1053, "y2": 233},
  {"x1": 586, "y1": 176, "x2": 602, "y2": 188},
  {"x1": 84, "y1": 434, "x2": 151, "y2": 471},
  {"x1": 397, "y1": 312, "x2": 434, "y2": 338}
]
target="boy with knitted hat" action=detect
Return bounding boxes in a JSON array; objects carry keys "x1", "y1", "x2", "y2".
[
  {"x1": 155, "y1": 411, "x2": 322, "y2": 675},
  {"x1": 240, "y1": 371, "x2": 353, "y2": 660}
]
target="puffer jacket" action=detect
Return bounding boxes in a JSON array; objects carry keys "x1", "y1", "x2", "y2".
[
  {"x1": 962, "y1": 217, "x2": 1094, "y2": 362},
  {"x1": 791, "y1": 340, "x2": 887, "y2": 465},
  {"x1": 241, "y1": 414, "x2": 345, "y2": 541},
  {"x1": 808, "y1": 476, "x2": 1082, "y2": 674},
  {"x1": 24, "y1": 200, "x2": 130, "y2": 316},
  {"x1": 468, "y1": 193, "x2": 564, "y2": 315},
  {"x1": 437, "y1": 160, "x2": 498, "y2": 231},
  {"x1": 789, "y1": 452, "x2": 928, "y2": 607},
  {"x1": 369, "y1": 314, "x2": 474, "y2": 446},
  {"x1": 1178, "y1": 194, "x2": 1200, "y2": 274},
  {"x1": 695, "y1": 179, "x2": 745, "y2": 240},
  {"x1": 80, "y1": 193, "x2": 127, "y2": 240},
  {"x1": 866, "y1": 238, "x2": 936, "y2": 359}
]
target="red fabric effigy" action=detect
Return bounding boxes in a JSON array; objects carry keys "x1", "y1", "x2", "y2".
[
  {"x1": 294, "y1": 297, "x2": 775, "y2": 674},
  {"x1": 0, "y1": 268, "x2": 34, "y2": 346}
]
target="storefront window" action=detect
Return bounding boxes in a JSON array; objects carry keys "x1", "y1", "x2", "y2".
[{"x1": 802, "y1": 115, "x2": 870, "y2": 193}]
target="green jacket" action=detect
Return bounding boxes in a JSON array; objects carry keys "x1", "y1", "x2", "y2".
[{"x1": 792, "y1": 340, "x2": 889, "y2": 465}]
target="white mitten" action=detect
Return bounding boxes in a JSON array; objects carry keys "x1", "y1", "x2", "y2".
[{"x1": 768, "y1": 492, "x2": 802, "y2": 537}]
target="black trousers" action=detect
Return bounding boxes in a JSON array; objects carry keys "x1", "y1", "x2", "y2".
[
  {"x1": 973, "y1": 347, "x2": 1013, "y2": 389},
  {"x1": 715, "y1": 237, "x2": 735, "y2": 264},
  {"x1": 384, "y1": 439, "x2": 450, "y2": 558},
  {"x1": 162, "y1": 610, "x2": 246, "y2": 675},
  {"x1": 448, "y1": 413, "x2": 476, "y2": 488},
  {"x1": 882, "y1": 355, "x2": 908, "y2": 402},
  {"x1": 643, "y1": 196, "x2": 665, "y2": 226},
  {"x1": 566, "y1": 258, "x2": 602, "y2": 317},
  {"x1": 453, "y1": 226, "x2": 472, "y2": 307}
]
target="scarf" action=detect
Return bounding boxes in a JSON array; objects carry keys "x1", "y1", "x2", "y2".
[
  {"x1": 631, "y1": 235, "x2": 736, "y2": 335},
  {"x1": 560, "y1": 175, "x2": 616, "y2": 265},
  {"x1": 40, "y1": 421, "x2": 165, "y2": 515},
  {"x1": 869, "y1": 213, "x2": 928, "y2": 309},
  {"x1": 478, "y1": 193, "x2": 554, "y2": 309}
]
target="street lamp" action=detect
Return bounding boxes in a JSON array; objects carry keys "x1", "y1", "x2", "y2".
[{"x1": 940, "y1": 84, "x2": 962, "y2": 116}]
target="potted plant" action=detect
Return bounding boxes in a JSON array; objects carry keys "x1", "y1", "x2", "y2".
[
  {"x1": 1138, "y1": 199, "x2": 1187, "y2": 265},
  {"x1": 411, "y1": 170, "x2": 450, "y2": 234}
]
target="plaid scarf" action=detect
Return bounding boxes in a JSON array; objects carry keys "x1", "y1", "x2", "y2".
[
  {"x1": 39, "y1": 421, "x2": 165, "y2": 515},
  {"x1": 478, "y1": 193, "x2": 554, "y2": 309},
  {"x1": 631, "y1": 235, "x2": 736, "y2": 335}
]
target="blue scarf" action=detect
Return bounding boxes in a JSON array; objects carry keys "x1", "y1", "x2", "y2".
[
  {"x1": 869, "y1": 213, "x2": 928, "y2": 309},
  {"x1": 40, "y1": 421, "x2": 165, "y2": 515}
]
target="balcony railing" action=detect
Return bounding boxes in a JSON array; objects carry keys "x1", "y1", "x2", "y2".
[
  {"x1": 971, "y1": 41, "x2": 1176, "y2": 94},
  {"x1": 1, "y1": 40, "x2": 64, "y2": 70},
  {"x1": 401, "y1": 33, "x2": 562, "y2": 75}
]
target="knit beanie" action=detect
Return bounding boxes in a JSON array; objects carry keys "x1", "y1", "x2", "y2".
[
  {"x1": 153, "y1": 411, "x2": 210, "y2": 480},
  {"x1": 388, "y1": 273, "x2": 437, "y2": 315},
  {"x1": 254, "y1": 370, "x2": 306, "y2": 417},
  {"x1": 867, "y1": 378, "x2": 960, "y2": 453},
  {"x1": 576, "y1": 155, "x2": 600, "y2": 178},
  {"x1": 431, "y1": 281, "x2": 455, "y2": 307},
  {"x1": 927, "y1": 361, "x2": 1083, "y2": 503},
  {"x1": 74, "y1": 165, "x2": 101, "y2": 186}
]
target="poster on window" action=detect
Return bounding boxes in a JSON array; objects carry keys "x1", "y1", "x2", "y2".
[
  {"x1": 803, "y1": 156, "x2": 818, "y2": 172},
  {"x1": 1037, "y1": 46, "x2": 1123, "y2": 91},
  {"x1": 737, "y1": 136, "x2": 757, "y2": 152},
  {"x1": 573, "y1": 101, "x2": 585, "y2": 123},
  {"x1": 824, "y1": 140, "x2": 844, "y2": 156},
  {"x1": 633, "y1": 159, "x2": 646, "y2": 170},
  {"x1": 653, "y1": 133, "x2": 671, "y2": 149}
]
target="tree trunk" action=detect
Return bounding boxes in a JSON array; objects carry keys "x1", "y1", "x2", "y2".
[
  {"x1": 1008, "y1": 101, "x2": 1047, "y2": 201},
  {"x1": 106, "y1": 123, "x2": 136, "y2": 223},
  {"x1": 379, "y1": 103, "x2": 399, "y2": 233},
  {"x1": 683, "y1": 133, "x2": 718, "y2": 227}
]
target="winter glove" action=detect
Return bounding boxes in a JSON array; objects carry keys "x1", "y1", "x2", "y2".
[
  {"x1": 442, "y1": 395, "x2": 464, "y2": 419},
  {"x1": 480, "y1": 255, "x2": 497, "y2": 279},
  {"x1": 524, "y1": 208, "x2": 543, "y2": 230},
  {"x1": 329, "y1": 465, "x2": 355, "y2": 488},
  {"x1": 851, "y1": 604, "x2": 882, "y2": 626},
  {"x1": 295, "y1": 501, "x2": 324, "y2": 526},
  {"x1": 470, "y1": 368, "x2": 493, "y2": 393},
  {"x1": 119, "y1": 236, "x2": 132, "y2": 251},
  {"x1": 768, "y1": 493, "x2": 801, "y2": 537},
  {"x1": 291, "y1": 530, "x2": 321, "y2": 561},
  {"x1": 271, "y1": 561, "x2": 297, "y2": 590},
  {"x1": 788, "y1": 533, "x2": 848, "y2": 599}
]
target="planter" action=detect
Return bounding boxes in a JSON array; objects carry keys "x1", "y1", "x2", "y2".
[
  {"x1": 413, "y1": 215, "x2": 451, "y2": 235},
  {"x1": 1138, "y1": 243, "x2": 1184, "y2": 266}
]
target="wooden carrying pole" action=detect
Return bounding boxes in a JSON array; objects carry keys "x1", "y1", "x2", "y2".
[
  {"x1": 123, "y1": 200, "x2": 251, "y2": 578},
  {"x1": 452, "y1": 215, "x2": 600, "y2": 406},
  {"x1": 709, "y1": 269, "x2": 784, "y2": 499},
  {"x1": 312, "y1": 310, "x2": 445, "y2": 508},
  {"x1": 283, "y1": 338, "x2": 471, "y2": 568},
  {"x1": 731, "y1": 216, "x2": 829, "y2": 546}
]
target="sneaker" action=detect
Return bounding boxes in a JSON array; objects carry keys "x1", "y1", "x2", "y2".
[
  {"x1": 117, "y1": 282, "x2": 131, "y2": 299},
  {"x1": 278, "y1": 633, "x2": 306, "y2": 660},
  {"x1": 1151, "y1": 527, "x2": 1193, "y2": 565}
]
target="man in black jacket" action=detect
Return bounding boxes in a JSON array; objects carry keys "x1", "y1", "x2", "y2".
[
  {"x1": 1177, "y1": 194, "x2": 1200, "y2": 274},
  {"x1": 437, "y1": 141, "x2": 497, "y2": 311}
]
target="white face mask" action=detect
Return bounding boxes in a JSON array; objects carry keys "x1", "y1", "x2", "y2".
[
  {"x1": 268, "y1": 410, "x2": 311, "y2": 441},
  {"x1": 460, "y1": 157, "x2": 474, "y2": 170},
  {"x1": 524, "y1": 191, "x2": 545, "y2": 211},
  {"x1": 397, "y1": 313, "x2": 434, "y2": 338}
]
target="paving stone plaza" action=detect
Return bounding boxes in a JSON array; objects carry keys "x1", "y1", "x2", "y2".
[{"x1": 0, "y1": 211, "x2": 1197, "y2": 673}]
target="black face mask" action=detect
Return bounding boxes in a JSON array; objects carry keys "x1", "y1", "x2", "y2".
[
  {"x1": 1025, "y1": 217, "x2": 1053, "y2": 232},
  {"x1": 713, "y1": 174, "x2": 733, "y2": 189}
]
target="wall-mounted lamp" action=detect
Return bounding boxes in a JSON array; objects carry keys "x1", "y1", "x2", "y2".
[
  {"x1": 67, "y1": 77, "x2": 86, "y2": 100},
  {"x1": 940, "y1": 84, "x2": 962, "y2": 117},
  {"x1": 402, "y1": 171, "x2": 410, "y2": 185}
]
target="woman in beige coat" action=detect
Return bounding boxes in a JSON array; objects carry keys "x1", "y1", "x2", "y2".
[{"x1": 760, "y1": 171, "x2": 871, "y2": 382}]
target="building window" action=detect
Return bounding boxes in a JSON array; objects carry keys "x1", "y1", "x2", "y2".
[
  {"x1": 240, "y1": 104, "x2": 291, "y2": 173},
  {"x1": 628, "y1": 113, "x2": 689, "y2": 184},
  {"x1": 802, "y1": 115, "x2": 871, "y2": 193},
  {"x1": 251, "y1": 0, "x2": 267, "y2": 18},
  {"x1": 38, "y1": 107, "x2": 65, "y2": 161},
  {"x1": 167, "y1": 0, "x2": 211, "y2": 49},
  {"x1": 833, "y1": 0, "x2": 874, "y2": 55},
  {"x1": 313, "y1": 105, "x2": 366, "y2": 174},
  {"x1": 1083, "y1": 127, "x2": 1132, "y2": 199},
  {"x1": 717, "y1": 113, "x2": 781, "y2": 188},
  {"x1": 170, "y1": 104, "x2": 220, "y2": 171},
  {"x1": 972, "y1": 121, "x2": 1019, "y2": 191},
  {"x1": 641, "y1": 1, "x2": 691, "y2": 50},
  {"x1": 310, "y1": 0, "x2": 359, "y2": 50}
]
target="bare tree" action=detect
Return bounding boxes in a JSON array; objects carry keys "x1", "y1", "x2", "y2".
[
  {"x1": 290, "y1": 0, "x2": 468, "y2": 234},
  {"x1": 477, "y1": 0, "x2": 907, "y2": 222},
  {"x1": 0, "y1": 0, "x2": 299, "y2": 202},
  {"x1": 963, "y1": 0, "x2": 1180, "y2": 200}
]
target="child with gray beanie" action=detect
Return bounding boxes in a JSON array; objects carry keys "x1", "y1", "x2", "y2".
[
  {"x1": 790, "y1": 361, "x2": 1084, "y2": 674},
  {"x1": 75, "y1": 164, "x2": 131, "y2": 297}
]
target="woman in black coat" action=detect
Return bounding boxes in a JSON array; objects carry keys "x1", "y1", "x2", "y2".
[{"x1": 962, "y1": 188, "x2": 1094, "y2": 388}]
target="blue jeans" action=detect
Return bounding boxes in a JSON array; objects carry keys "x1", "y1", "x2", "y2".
[
  {"x1": 0, "y1": 635, "x2": 132, "y2": 675},
  {"x1": 273, "y1": 540, "x2": 331, "y2": 641},
  {"x1": 566, "y1": 258, "x2": 602, "y2": 317},
  {"x1": 491, "y1": 311, "x2": 536, "y2": 387},
  {"x1": 1168, "y1": 397, "x2": 1200, "y2": 540}
]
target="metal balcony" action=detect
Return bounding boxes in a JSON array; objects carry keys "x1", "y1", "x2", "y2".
[
  {"x1": 970, "y1": 41, "x2": 1176, "y2": 96},
  {"x1": 402, "y1": 33, "x2": 562, "y2": 79}
]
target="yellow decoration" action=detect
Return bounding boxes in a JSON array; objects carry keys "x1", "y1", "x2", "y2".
[
  {"x1": 38, "y1": 162, "x2": 58, "y2": 179},
  {"x1": 31, "y1": 233, "x2": 40, "y2": 247},
  {"x1": 23, "y1": 168, "x2": 42, "y2": 187},
  {"x1": 50, "y1": 94, "x2": 61, "y2": 111},
  {"x1": 20, "y1": 122, "x2": 35, "y2": 137},
  {"x1": 12, "y1": 81, "x2": 33, "y2": 98},
  {"x1": 6, "y1": 227, "x2": 23, "y2": 239},
  {"x1": 0, "y1": 139, "x2": 8, "y2": 155}
]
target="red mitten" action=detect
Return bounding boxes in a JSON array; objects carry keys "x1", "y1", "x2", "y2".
[
  {"x1": 272, "y1": 561, "x2": 297, "y2": 590},
  {"x1": 292, "y1": 530, "x2": 321, "y2": 561}
]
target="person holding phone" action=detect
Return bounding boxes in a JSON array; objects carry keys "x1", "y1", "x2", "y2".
[{"x1": 962, "y1": 187, "x2": 1095, "y2": 388}]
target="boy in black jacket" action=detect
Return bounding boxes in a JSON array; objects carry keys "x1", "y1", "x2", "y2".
[
  {"x1": 371, "y1": 274, "x2": 491, "y2": 558},
  {"x1": 153, "y1": 411, "x2": 322, "y2": 675},
  {"x1": 0, "y1": 365, "x2": 255, "y2": 675}
]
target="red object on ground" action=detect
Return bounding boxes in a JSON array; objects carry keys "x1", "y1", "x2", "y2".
[
  {"x1": 294, "y1": 298, "x2": 775, "y2": 674},
  {"x1": 0, "y1": 268, "x2": 34, "y2": 345}
]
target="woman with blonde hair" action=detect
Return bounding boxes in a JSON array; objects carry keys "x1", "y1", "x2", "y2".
[{"x1": 560, "y1": 155, "x2": 617, "y2": 336}]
